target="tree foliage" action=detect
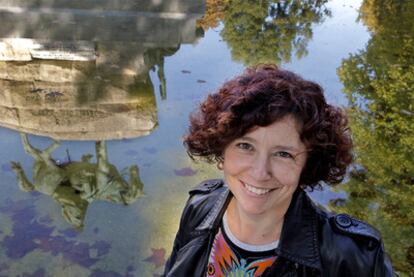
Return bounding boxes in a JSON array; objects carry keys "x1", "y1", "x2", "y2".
[
  {"x1": 336, "y1": 1, "x2": 414, "y2": 275},
  {"x1": 197, "y1": 0, "x2": 331, "y2": 65},
  {"x1": 197, "y1": 0, "x2": 229, "y2": 30},
  {"x1": 220, "y1": 0, "x2": 331, "y2": 65}
]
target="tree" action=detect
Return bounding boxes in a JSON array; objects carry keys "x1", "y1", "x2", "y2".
[
  {"x1": 197, "y1": 0, "x2": 229, "y2": 30},
  {"x1": 220, "y1": 0, "x2": 331, "y2": 65},
  {"x1": 336, "y1": 1, "x2": 414, "y2": 275}
]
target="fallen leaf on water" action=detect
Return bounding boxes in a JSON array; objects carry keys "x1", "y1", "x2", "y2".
[
  {"x1": 174, "y1": 167, "x2": 197, "y2": 176},
  {"x1": 144, "y1": 248, "x2": 166, "y2": 268}
]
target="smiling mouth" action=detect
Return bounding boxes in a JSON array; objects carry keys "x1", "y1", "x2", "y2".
[{"x1": 240, "y1": 181, "x2": 275, "y2": 196}]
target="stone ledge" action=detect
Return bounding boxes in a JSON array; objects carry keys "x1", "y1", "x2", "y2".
[{"x1": 0, "y1": 39, "x2": 96, "y2": 61}]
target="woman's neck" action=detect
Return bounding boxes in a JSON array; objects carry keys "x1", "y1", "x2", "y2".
[{"x1": 226, "y1": 197, "x2": 288, "y2": 245}]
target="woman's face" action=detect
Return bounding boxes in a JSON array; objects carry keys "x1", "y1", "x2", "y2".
[{"x1": 223, "y1": 115, "x2": 307, "y2": 216}]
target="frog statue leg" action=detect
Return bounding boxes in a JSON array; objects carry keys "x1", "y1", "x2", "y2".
[
  {"x1": 95, "y1": 140, "x2": 128, "y2": 193},
  {"x1": 20, "y1": 133, "x2": 60, "y2": 169},
  {"x1": 94, "y1": 141, "x2": 144, "y2": 205},
  {"x1": 121, "y1": 165, "x2": 145, "y2": 205},
  {"x1": 95, "y1": 140, "x2": 110, "y2": 185},
  {"x1": 10, "y1": 161, "x2": 34, "y2": 192}
]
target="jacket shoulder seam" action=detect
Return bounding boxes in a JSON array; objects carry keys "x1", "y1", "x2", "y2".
[{"x1": 330, "y1": 213, "x2": 381, "y2": 242}]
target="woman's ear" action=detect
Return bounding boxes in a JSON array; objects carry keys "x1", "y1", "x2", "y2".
[{"x1": 216, "y1": 155, "x2": 224, "y2": 170}]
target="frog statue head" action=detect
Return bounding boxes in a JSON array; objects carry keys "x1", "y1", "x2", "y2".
[{"x1": 11, "y1": 133, "x2": 145, "y2": 230}]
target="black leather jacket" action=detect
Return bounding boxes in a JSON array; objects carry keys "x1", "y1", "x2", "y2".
[{"x1": 163, "y1": 179, "x2": 396, "y2": 277}]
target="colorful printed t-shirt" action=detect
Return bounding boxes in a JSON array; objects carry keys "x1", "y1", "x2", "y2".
[{"x1": 206, "y1": 213, "x2": 278, "y2": 277}]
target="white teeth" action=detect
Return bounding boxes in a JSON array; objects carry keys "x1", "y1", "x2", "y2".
[{"x1": 243, "y1": 182, "x2": 270, "y2": 195}]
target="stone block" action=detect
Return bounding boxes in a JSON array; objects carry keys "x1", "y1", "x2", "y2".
[{"x1": 0, "y1": 38, "x2": 32, "y2": 61}]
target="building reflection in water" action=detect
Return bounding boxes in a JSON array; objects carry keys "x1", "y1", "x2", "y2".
[
  {"x1": 0, "y1": 0, "x2": 205, "y2": 232},
  {"x1": 0, "y1": 0, "x2": 205, "y2": 140}
]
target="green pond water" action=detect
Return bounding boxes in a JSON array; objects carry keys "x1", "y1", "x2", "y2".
[{"x1": 0, "y1": 0, "x2": 413, "y2": 276}]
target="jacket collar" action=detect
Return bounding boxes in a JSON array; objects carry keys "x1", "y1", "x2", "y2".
[
  {"x1": 195, "y1": 183, "x2": 230, "y2": 232},
  {"x1": 198, "y1": 182, "x2": 322, "y2": 271},
  {"x1": 276, "y1": 188, "x2": 322, "y2": 271}
]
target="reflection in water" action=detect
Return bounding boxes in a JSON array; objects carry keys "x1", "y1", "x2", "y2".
[
  {"x1": 199, "y1": 0, "x2": 331, "y2": 65},
  {"x1": 0, "y1": 1, "x2": 205, "y2": 275},
  {"x1": 75, "y1": 43, "x2": 183, "y2": 103},
  {"x1": 11, "y1": 133, "x2": 144, "y2": 229},
  {"x1": 0, "y1": 65, "x2": 158, "y2": 140},
  {"x1": 0, "y1": 1, "x2": 205, "y2": 140},
  {"x1": 336, "y1": 1, "x2": 414, "y2": 275}
]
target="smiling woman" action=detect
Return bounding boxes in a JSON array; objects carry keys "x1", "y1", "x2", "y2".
[
  {"x1": 222, "y1": 116, "x2": 307, "y2": 232},
  {"x1": 163, "y1": 65, "x2": 396, "y2": 277}
]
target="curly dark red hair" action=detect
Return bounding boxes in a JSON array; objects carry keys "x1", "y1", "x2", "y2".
[{"x1": 184, "y1": 65, "x2": 353, "y2": 188}]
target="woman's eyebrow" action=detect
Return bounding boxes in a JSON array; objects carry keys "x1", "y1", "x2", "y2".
[
  {"x1": 271, "y1": 145, "x2": 303, "y2": 152},
  {"x1": 237, "y1": 136, "x2": 256, "y2": 143},
  {"x1": 237, "y1": 137, "x2": 303, "y2": 152}
]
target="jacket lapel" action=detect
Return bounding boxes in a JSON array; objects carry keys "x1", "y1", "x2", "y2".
[{"x1": 275, "y1": 189, "x2": 322, "y2": 271}]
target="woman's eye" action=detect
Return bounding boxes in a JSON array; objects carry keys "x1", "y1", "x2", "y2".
[
  {"x1": 273, "y1": 151, "x2": 294, "y2": 159},
  {"x1": 235, "y1": 142, "x2": 253, "y2": 151}
]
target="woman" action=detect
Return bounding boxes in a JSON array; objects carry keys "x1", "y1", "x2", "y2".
[{"x1": 163, "y1": 65, "x2": 395, "y2": 276}]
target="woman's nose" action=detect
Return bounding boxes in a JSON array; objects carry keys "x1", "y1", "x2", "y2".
[{"x1": 250, "y1": 155, "x2": 272, "y2": 181}]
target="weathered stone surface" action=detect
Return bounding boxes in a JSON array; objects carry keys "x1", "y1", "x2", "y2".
[
  {"x1": 0, "y1": 38, "x2": 32, "y2": 61},
  {"x1": 30, "y1": 40, "x2": 96, "y2": 61},
  {"x1": 0, "y1": 39, "x2": 96, "y2": 61},
  {"x1": 0, "y1": 60, "x2": 93, "y2": 82},
  {"x1": 0, "y1": 79, "x2": 157, "y2": 140}
]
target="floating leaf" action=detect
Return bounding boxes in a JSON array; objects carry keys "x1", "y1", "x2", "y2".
[
  {"x1": 0, "y1": 198, "x2": 111, "y2": 267},
  {"x1": 174, "y1": 167, "x2": 197, "y2": 177},
  {"x1": 143, "y1": 248, "x2": 166, "y2": 268}
]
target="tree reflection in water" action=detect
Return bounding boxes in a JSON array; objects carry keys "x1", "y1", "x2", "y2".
[
  {"x1": 337, "y1": 1, "x2": 414, "y2": 275},
  {"x1": 199, "y1": 0, "x2": 331, "y2": 65}
]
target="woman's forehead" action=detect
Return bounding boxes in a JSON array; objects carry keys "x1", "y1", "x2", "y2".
[{"x1": 236, "y1": 116, "x2": 306, "y2": 150}]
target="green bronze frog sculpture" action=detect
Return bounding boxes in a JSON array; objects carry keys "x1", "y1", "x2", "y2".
[{"x1": 11, "y1": 133, "x2": 144, "y2": 229}]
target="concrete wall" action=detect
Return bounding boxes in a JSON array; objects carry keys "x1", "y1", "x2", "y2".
[{"x1": 0, "y1": 0, "x2": 205, "y2": 13}]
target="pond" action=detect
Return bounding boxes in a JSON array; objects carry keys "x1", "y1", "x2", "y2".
[{"x1": 0, "y1": 0, "x2": 413, "y2": 276}]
